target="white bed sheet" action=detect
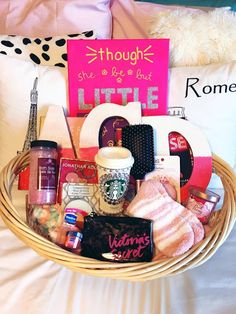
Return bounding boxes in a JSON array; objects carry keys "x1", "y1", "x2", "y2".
[{"x1": 0, "y1": 187, "x2": 235, "y2": 314}]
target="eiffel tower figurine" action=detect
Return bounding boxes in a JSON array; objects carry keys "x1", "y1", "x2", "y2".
[
  {"x1": 18, "y1": 77, "x2": 38, "y2": 190},
  {"x1": 22, "y1": 77, "x2": 38, "y2": 151}
]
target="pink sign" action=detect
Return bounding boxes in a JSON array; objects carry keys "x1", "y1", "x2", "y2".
[{"x1": 67, "y1": 39, "x2": 169, "y2": 117}]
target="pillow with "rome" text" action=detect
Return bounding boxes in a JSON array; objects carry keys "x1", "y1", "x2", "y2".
[{"x1": 168, "y1": 61, "x2": 236, "y2": 187}]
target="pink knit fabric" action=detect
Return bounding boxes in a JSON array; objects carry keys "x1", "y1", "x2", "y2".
[{"x1": 126, "y1": 179, "x2": 204, "y2": 257}]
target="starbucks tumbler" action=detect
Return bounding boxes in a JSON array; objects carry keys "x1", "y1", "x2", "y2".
[{"x1": 95, "y1": 147, "x2": 134, "y2": 215}]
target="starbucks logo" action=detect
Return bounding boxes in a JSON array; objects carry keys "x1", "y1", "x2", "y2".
[{"x1": 99, "y1": 173, "x2": 129, "y2": 205}]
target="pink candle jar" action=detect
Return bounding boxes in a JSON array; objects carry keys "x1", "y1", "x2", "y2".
[
  {"x1": 29, "y1": 140, "x2": 58, "y2": 205},
  {"x1": 186, "y1": 186, "x2": 220, "y2": 224}
]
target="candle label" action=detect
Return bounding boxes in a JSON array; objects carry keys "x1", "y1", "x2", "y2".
[
  {"x1": 58, "y1": 158, "x2": 98, "y2": 203},
  {"x1": 186, "y1": 195, "x2": 214, "y2": 224},
  {"x1": 37, "y1": 158, "x2": 57, "y2": 190}
]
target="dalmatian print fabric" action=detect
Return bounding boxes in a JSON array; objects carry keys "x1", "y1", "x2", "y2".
[{"x1": 0, "y1": 31, "x2": 95, "y2": 68}]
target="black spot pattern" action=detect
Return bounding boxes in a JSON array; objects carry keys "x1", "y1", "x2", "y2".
[
  {"x1": 54, "y1": 63, "x2": 65, "y2": 68},
  {"x1": 42, "y1": 44, "x2": 49, "y2": 51},
  {"x1": 30, "y1": 53, "x2": 41, "y2": 64},
  {"x1": 62, "y1": 53, "x2": 67, "y2": 61},
  {"x1": 23, "y1": 38, "x2": 31, "y2": 45},
  {"x1": 55, "y1": 39, "x2": 66, "y2": 47},
  {"x1": 42, "y1": 53, "x2": 50, "y2": 61},
  {"x1": 1, "y1": 40, "x2": 14, "y2": 47},
  {"x1": 15, "y1": 48, "x2": 22, "y2": 54},
  {"x1": 34, "y1": 38, "x2": 41, "y2": 44},
  {"x1": 68, "y1": 34, "x2": 79, "y2": 38},
  {"x1": 0, "y1": 33, "x2": 94, "y2": 67},
  {"x1": 84, "y1": 31, "x2": 94, "y2": 37}
]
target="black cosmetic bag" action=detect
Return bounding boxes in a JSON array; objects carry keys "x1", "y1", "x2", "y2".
[{"x1": 81, "y1": 215, "x2": 153, "y2": 263}]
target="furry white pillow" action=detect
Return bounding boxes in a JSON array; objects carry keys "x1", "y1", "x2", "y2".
[{"x1": 150, "y1": 8, "x2": 236, "y2": 67}]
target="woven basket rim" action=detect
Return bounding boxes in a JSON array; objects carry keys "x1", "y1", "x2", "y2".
[{"x1": 0, "y1": 152, "x2": 235, "y2": 281}]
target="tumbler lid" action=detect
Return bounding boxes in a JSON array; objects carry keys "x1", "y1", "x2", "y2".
[{"x1": 95, "y1": 147, "x2": 134, "y2": 169}]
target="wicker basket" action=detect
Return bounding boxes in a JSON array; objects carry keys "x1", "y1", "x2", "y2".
[{"x1": 0, "y1": 151, "x2": 235, "y2": 282}]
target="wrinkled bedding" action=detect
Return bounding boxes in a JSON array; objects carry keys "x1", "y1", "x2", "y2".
[{"x1": 0, "y1": 0, "x2": 112, "y2": 38}]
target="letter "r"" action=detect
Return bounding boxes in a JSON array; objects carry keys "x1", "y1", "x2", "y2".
[{"x1": 185, "y1": 78, "x2": 201, "y2": 98}]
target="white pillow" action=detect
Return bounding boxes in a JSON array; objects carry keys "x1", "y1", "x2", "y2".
[
  {"x1": 168, "y1": 61, "x2": 236, "y2": 185},
  {"x1": 0, "y1": 54, "x2": 67, "y2": 170}
]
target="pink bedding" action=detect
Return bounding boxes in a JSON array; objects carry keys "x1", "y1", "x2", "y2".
[
  {"x1": 0, "y1": 0, "x2": 202, "y2": 40},
  {"x1": 0, "y1": 0, "x2": 112, "y2": 38}
]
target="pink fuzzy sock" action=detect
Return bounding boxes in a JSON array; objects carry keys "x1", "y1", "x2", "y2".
[
  {"x1": 158, "y1": 181, "x2": 204, "y2": 245},
  {"x1": 126, "y1": 179, "x2": 204, "y2": 257},
  {"x1": 179, "y1": 207, "x2": 204, "y2": 245}
]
